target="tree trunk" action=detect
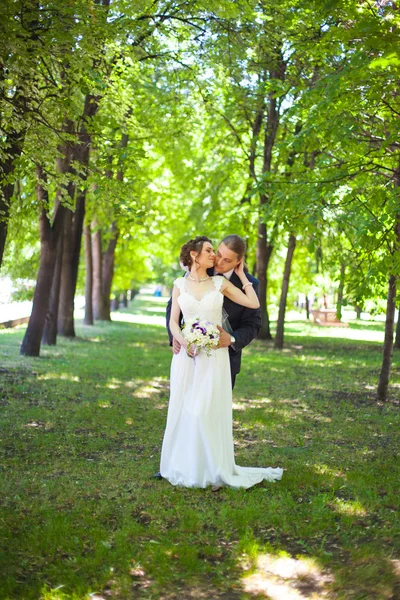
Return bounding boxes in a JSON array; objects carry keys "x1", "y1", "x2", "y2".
[
  {"x1": 100, "y1": 131, "x2": 127, "y2": 317},
  {"x1": 274, "y1": 234, "x2": 296, "y2": 350},
  {"x1": 41, "y1": 130, "x2": 74, "y2": 343},
  {"x1": 394, "y1": 306, "x2": 400, "y2": 350},
  {"x1": 42, "y1": 233, "x2": 63, "y2": 345},
  {"x1": 122, "y1": 293, "x2": 128, "y2": 308},
  {"x1": 377, "y1": 274, "x2": 397, "y2": 401},
  {"x1": 101, "y1": 222, "x2": 119, "y2": 320},
  {"x1": 84, "y1": 224, "x2": 93, "y2": 325},
  {"x1": 56, "y1": 185, "x2": 82, "y2": 338},
  {"x1": 256, "y1": 54, "x2": 283, "y2": 340},
  {"x1": 378, "y1": 162, "x2": 400, "y2": 396},
  {"x1": 57, "y1": 95, "x2": 99, "y2": 335},
  {"x1": 89, "y1": 122, "x2": 125, "y2": 321},
  {"x1": 70, "y1": 187, "x2": 86, "y2": 291},
  {"x1": 305, "y1": 295, "x2": 310, "y2": 320},
  {"x1": 58, "y1": 207, "x2": 76, "y2": 337},
  {"x1": 20, "y1": 168, "x2": 65, "y2": 356},
  {"x1": 46, "y1": 131, "x2": 76, "y2": 340},
  {"x1": 256, "y1": 218, "x2": 273, "y2": 339},
  {"x1": 92, "y1": 225, "x2": 108, "y2": 320},
  {"x1": 355, "y1": 305, "x2": 362, "y2": 320},
  {"x1": 336, "y1": 262, "x2": 346, "y2": 321},
  {"x1": 97, "y1": 130, "x2": 127, "y2": 319}
]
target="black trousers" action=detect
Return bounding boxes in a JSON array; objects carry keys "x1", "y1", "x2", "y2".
[
  {"x1": 229, "y1": 352, "x2": 239, "y2": 390},
  {"x1": 231, "y1": 371, "x2": 236, "y2": 390}
]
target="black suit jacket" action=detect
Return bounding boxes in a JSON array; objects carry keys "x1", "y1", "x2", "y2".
[{"x1": 166, "y1": 270, "x2": 261, "y2": 379}]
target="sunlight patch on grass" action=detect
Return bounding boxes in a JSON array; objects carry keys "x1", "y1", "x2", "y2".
[
  {"x1": 232, "y1": 402, "x2": 246, "y2": 411},
  {"x1": 312, "y1": 414, "x2": 332, "y2": 423},
  {"x1": 105, "y1": 383, "x2": 120, "y2": 389},
  {"x1": 312, "y1": 464, "x2": 345, "y2": 477},
  {"x1": 137, "y1": 294, "x2": 169, "y2": 303},
  {"x1": 392, "y1": 559, "x2": 400, "y2": 576},
  {"x1": 39, "y1": 586, "x2": 77, "y2": 600},
  {"x1": 242, "y1": 552, "x2": 334, "y2": 599},
  {"x1": 133, "y1": 377, "x2": 170, "y2": 399},
  {"x1": 295, "y1": 354, "x2": 323, "y2": 362},
  {"x1": 332, "y1": 499, "x2": 367, "y2": 517},
  {"x1": 285, "y1": 322, "x2": 384, "y2": 343},
  {"x1": 38, "y1": 373, "x2": 80, "y2": 382},
  {"x1": 235, "y1": 397, "x2": 274, "y2": 407},
  {"x1": 111, "y1": 312, "x2": 166, "y2": 327},
  {"x1": 23, "y1": 421, "x2": 53, "y2": 431},
  {"x1": 124, "y1": 378, "x2": 143, "y2": 389},
  {"x1": 142, "y1": 306, "x2": 169, "y2": 314}
]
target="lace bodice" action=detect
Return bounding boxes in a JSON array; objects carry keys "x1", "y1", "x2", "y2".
[{"x1": 175, "y1": 276, "x2": 224, "y2": 326}]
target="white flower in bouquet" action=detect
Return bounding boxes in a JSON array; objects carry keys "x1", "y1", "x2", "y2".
[{"x1": 182, "y1": 319, "x2": 220, "y2": 357}]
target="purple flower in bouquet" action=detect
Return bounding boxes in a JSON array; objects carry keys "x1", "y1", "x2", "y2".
[{"x1": 182, "y1": 318, "x2": 220, "y2": 357}]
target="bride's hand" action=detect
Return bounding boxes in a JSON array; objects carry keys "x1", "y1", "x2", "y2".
[
  {"x1": 172, "y1": 338, "x2": 181, "y2": 354},
  {"x1": 234, "y1": 259, "x2": 245, "y2": 278},
  {"x1": 186, "y1": 343, "x2": 197, "y2": 358},
  {"x1": 177, "y1": 337, "x2": 193, "y2": 356}
]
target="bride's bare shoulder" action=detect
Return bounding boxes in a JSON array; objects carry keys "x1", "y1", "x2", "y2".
[{"x1": 173, "y1": 277, "x2": 186, "y2": 292}]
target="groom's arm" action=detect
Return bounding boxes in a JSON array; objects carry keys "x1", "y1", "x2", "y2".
[
  {"x1": 166, "y1": 296, "x2": 184, "y2": 347},
  {"x1": 166, "y1": 296, "x2": 173, "y2": 345},
  {"x1": 230, "y1": 280, "x2": 262, "y2": 352}
]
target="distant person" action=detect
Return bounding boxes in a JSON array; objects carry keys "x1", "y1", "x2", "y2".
[
  {"x1": 157, "y1": 235, "x2": 283, "y2": 490},
  {"x1": 154, "y1": 285, "x2": 162, "y2": 297}
]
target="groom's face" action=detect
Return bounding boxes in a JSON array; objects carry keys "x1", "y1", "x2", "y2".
[{"x1": 214, "y1": 243, "x2": 241, "y2": 274}]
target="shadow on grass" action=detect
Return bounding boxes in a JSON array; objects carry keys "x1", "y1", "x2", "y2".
[{"x1": 0, "y1": 300, "x2": 399, "y2": 599}]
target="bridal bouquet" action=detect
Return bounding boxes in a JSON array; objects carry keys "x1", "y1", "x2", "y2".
[{"x1": 182, "y1": 319, "x2": 220, "y2": 357}]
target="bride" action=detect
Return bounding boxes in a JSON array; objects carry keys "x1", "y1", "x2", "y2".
[{"x1": 160, "y1": 236, "x2": 283, "y2": 489}]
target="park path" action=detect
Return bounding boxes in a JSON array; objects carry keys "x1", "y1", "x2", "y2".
[{"x1": 0, "y1": 296, "x2": 85, "y2": 327}]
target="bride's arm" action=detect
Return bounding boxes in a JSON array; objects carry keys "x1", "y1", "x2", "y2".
[
  {"x1": 221, "y1": 263, "x2": 260, "y2": 309},
  {"x1": 169, "y1": 284, "x2": 186, "y2": 347}
]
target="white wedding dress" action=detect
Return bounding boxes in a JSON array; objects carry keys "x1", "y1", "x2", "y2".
[{"x1": 160, "y1": 276, "x2": 283, "y2": 489}]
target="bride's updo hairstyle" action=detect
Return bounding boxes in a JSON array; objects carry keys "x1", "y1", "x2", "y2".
[{"x1": 180, "y1": 236, "x2": 212, "y2": 270}]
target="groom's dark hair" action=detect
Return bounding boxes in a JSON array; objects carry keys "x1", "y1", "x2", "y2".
[{"x1": 221, "y1": 234, "x2": 247, "y2": 259}]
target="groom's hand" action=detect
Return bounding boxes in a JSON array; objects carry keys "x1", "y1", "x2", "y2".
[
  {"x1": 172, "y1": 338, "x2": 181, "y2": 354},
  {"x1": 217, "y1": 326, "x2": 232, "y2": 348}
]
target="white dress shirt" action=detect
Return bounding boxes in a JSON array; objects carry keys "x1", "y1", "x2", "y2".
[{"x1": 213, "y1": 268, "x2": 234, "y2": 280}]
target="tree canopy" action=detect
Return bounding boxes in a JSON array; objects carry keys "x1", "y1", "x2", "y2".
[{"x1": 1, "y1": 0, "x2": 399, "y2": 397}]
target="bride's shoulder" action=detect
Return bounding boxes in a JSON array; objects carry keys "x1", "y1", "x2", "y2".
[
  {"x1": 173, "y1": 277, "x2": 186, "y2": 291},
  {"x1": 211, "y1": 275, "x2": 225, "y2": 290}
]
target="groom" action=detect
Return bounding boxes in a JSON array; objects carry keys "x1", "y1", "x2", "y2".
[{"x1": 166, "y1": 234, "x2": 261, "y2": 389}]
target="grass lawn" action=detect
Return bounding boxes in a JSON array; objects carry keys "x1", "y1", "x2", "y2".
[{"x1": 0, "y1": 295, "x2": 399, "y2": 600}]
